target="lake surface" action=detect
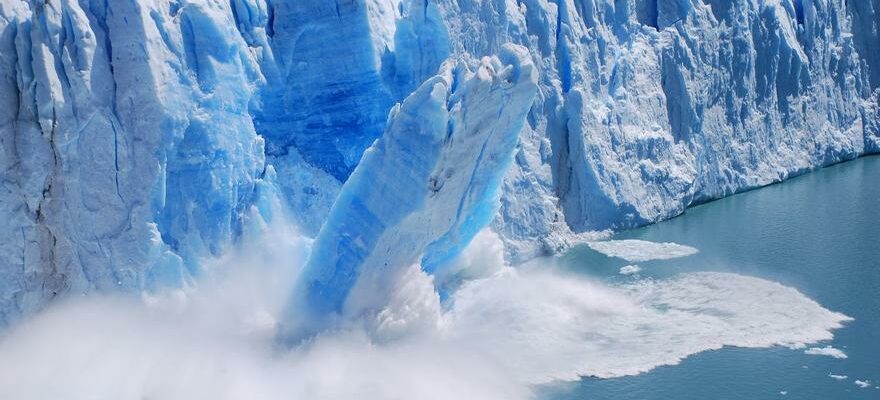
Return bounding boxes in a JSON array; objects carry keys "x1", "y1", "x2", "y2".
[{"x1": 542, "y1": 156, "x2": 880, "y2": 399}]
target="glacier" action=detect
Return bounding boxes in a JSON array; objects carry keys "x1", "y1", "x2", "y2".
[{"x1": 0, "y1": 0, "x2": 878, "y2": 326}]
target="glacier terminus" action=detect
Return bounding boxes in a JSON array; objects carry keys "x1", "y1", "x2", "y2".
[
  {"x1": 0, "y1": 0, "x2": 879, "y2": 398},
  {"x1": 0, "y1": 1, "x2": 878, "y2": 393}
]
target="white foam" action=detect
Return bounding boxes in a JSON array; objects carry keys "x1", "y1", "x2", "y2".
[
  {"x1": 0, "y1": 227, "x2": 853, "y2": 399},
  {"x1": 855, "y1": 380, "x2": 872, "y2": 388},
  {"x1": 449, "y1": 269, "x2": 851, "y2": 381},
  {"x1": 433, "y1": 229, "x2": 508, "y2": 287},
  {"x1": 619, "y1": 265, "x2": 642, "y2": 275},
  {"x1": 372, "y1": 265, "x2": 443, "y2": 341},
  {"x1": 587, "y1": 239, "x2": 699, "y2": 262},
  {"x1": 804, "y1": 346, "x2": 847, "y2": 359}
]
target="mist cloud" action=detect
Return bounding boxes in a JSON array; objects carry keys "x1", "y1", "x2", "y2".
[{"x1": 0, "y1": 225, "x2": 850, "y2": 399}]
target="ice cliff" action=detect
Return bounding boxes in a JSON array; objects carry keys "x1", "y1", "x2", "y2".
[{"x1": 0, "y1": 0, "x2": 878, "y2": 325}]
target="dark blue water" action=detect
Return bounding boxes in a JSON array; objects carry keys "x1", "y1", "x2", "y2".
[{"x1": 542, "y1": 156, "x2": 880, "y2": 400}]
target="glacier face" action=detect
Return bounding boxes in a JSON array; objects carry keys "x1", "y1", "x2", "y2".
[
  {"x1": 0, "y1": 0, "x2": 878, "y2": 324},
  {"x1": 433, "y1": 0, "x2": 880, "y2": 260},
  {"x1": 0, "y1": 0, "x2": 270, "y2": 324}
]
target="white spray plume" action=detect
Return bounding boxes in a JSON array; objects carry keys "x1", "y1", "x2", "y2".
[{"x1": 0, "y1": 226, "x2": 851, "y2": 399}]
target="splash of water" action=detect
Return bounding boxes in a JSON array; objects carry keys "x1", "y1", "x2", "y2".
[{"x1": 0, "y1": 225, "x2": 850, "y2": 399}]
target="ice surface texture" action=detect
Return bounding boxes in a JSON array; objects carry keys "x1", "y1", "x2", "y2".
[
  {"x1": 0, "y1": 0, "x2": 270, "y2": 325},
  {"x1": 1, "y1": 0, "x2": 878, "y2": 324},
  {"x1": 282, "y1": 45, "x2": 538, "y2": 337}
]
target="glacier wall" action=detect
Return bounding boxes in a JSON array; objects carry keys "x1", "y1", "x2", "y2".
[
  {"x1": 424, "y1": 0, "x2": 880, "y2": 260},
  {"x1": 0, "y1": 0, "x2": 270, "y2": 325},
  {"x1": 0, "y1": 0, "x2": 878, "y2": 325}
]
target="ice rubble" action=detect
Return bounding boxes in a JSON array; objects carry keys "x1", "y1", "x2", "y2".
[{"x1": 587, "y1": 239, "x2": 698, "y2": 262}]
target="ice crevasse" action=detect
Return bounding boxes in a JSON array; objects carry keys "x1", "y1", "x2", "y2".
[{"x1": 0, "y1": 0, "x2": 878, "y2": 325}]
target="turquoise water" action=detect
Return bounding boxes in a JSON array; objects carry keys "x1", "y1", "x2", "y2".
[{"x1": 542, "y1": 156, "x2": 880, "y2": 400}]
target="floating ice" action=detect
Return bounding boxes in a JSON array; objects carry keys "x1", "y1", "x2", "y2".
[
  {"x1": 587, "y1": 240, "x2": 699, "y2": 262},
  {"x1": 804, "y1": 346, "x2": 848, "y2": 359},
  {"x1": 619, "y1": 265, "x2": 643, "y2": 275},
  {"x1": 448, "y1": 270, "x2": 851, "y2": 381}
]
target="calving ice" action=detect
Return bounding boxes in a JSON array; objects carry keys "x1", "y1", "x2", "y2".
[
  {"x1": 282, "y1": 44, "x2": 538, "y2": 338},
  {"x1": 0, "y1": 0, "x2": 877, "y2": 399},
  {"x1": 2, "y1": 0, "x2": 878, "y2": 322},
  {"x1": 0, "y1": 227, "x2": 857, "y2": 398}
]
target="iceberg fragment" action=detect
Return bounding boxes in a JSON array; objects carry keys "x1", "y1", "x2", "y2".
[
  {"x1": 587, "y1": 239, "x2": 698, "y2": 262},
  {"x1": 282, "y1": 44, "x2": 538, "y2": 338},
  {"x1": 803, "y1": 346, "x2": 847, "y2": 359}
]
